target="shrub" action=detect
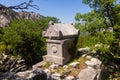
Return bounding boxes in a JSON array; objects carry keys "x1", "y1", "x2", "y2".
[
  {"x1": 77, "y1": 34, "x2": 99, "y2": 48},
  {"x1": 2, "y1": 19, "x2": 46, "y2": 65}
]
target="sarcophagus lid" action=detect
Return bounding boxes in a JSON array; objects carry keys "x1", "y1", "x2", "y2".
[{"x1": 43, "y1": 22, "x2": 79, "y2": 39}]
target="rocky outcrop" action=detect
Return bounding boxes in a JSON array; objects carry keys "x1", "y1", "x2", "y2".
[
  {"x1": 0, "y1": 4, "x2": 19, "y2": 27},
  {"x1": 0, "y1": 54, "x2": 47, "y2": 80},
  {"x1": 77, "y1": 57, "x2": 102, "y2": 80},
  {"x1": 0, "y1": 69, "x2": 47, "y2": 80},
  {"x1": 0, "y1": 53, "x2": 28, "y2": 72},
  {"x1": 0, "y1": 46, "x2": 104, "y2": 80},
  {"x1": 18, "y1": 11, "x2": 44, "y2": 21},
  {"x1": 32, "y1": 62, "x2": 78, "y2": 80},
  {"x1": 0, "y1": 4, "x2": 44, "y2": 27}
]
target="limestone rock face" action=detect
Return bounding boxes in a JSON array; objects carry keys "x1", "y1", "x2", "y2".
[
  {"x1": 0, "y1": 4, "x2": 18, "y2": 27},
  {"x1": 18, "y1": 11, "x2": 44, "y2": 21},
  {"x1": 0, "y1": 4, "x2": 44, "y2": 27},
  {"x1": 77, "y1": 68, "x2": 98, "y2": 80}
]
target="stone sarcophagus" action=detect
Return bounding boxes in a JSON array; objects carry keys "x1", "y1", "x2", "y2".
[{"x1": 43, "y1": 22, "x2": 79, "y2": 65}]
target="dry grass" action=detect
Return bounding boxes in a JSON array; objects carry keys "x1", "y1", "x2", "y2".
[
  {"x1": 68, "y1": 57, "x2": 87, "y2": 76},
  {"x1": 41, "y1": 56, "x2": 88, "y2": 77}
]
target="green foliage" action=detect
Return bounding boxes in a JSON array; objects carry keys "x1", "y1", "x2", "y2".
[
  {"x1": 75, "y1": 0, "x2": 120, "y2": 79},
  {"x1": 77, "y1": 31, "x2": 113, "y2": 48},
  {"x1": 82, "y1": 0, "x2": 116, "y2": 8},
  {"x1": 75, "y1": 20, "x2": 113, "y2": 48},
  {"x1": 110, "y1": 25, "x2": 120, "y2": 58},
  {"x1": 75, "y1": 11, "x2": 106, "y2": 36},
  {"x1": 75, "y1": 0, "x2": 119, "y2": 58},
  {"x1": 35, "y1": 16, "x2": 60, "y2": 30},
  {"x1": 90, "y1": 43, "x2": 112, "y2": 62},
  {"x1": 0, "y1": 16, "x2": 60, "y2": 65},
  {"x1": 45, "y1": 16, "x2": 60, "y2": 23},
  {"x1": 0, "y1": 15, "x2": 60, "y2": 65},
  {"x1": 97, "y1": 31, "x2": 114, "y2": 44},
  {"x1": 0, "y1": 42, "x2": 6, "y2": 53},
  {"x1": 77, "y1": 34, "x2": 98, "y2": 48},
  {"x1": 2, "y1": 19, "x2": 46, "y2": 65}
]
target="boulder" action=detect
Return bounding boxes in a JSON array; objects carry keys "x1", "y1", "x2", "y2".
[
  {"x1": 77, "y1": 57, "x2": 102, "y2": 80},
  {"x1": 63, "y1": 65, "x2": 69, "y2": 70},
  {"x1": 65, "y1": 76, "x2": 75, "y2": 80},
  {"x1": 51, "y1": 73, "x2": 61, "y2": 80},
  {"x1": 43, "y1": 69, "x2": 51, "y2": 79},
  {"x1": 91, "y1": 58, "x2": 102, "y2": 69},
  {"x1": 32, "y1": 61, "x2": 46, "y2": 69},
  {"x1": 69, "y1": 62, "x2": 79, "y2": 68},
  {"x1": 14, "y1": 69, "x2": 46, "y2": 80},
  {"x1": 0, "y1": 53, "x2": 28, "y2": 72},
  {"x1": 0, "y1": 72, "x2": 15, "y2": 80},
  {"x1": 49, "y1": 63, "x2": 59, "y2": 69},
  {"x1": 78, "y1": 47, "x2": 90, "y2": 53},
  {"x1": 86, "y1": 55, "x2": 92, "y2": 59},
  {"x1": 85, "y1": 61, "x2": 96, "y2": 69},
  {"x1": 77, "y1": 68, "x2": 98, "y2": 80}
]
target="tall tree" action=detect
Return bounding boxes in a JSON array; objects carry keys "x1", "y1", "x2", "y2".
[
  {"x1": 75, "y1": 10, "x2": 106, "y2": 35},
  {"x1": 81, "y1": 0, "x2": 120, "y2": 59},
  {"x1": 82, "y1": 0, "x2": 119, "y2": 27}
]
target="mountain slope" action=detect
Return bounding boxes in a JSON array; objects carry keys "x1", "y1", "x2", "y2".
[{"x1": 0, "y1": 4, "x2": 44, "y2": 27}]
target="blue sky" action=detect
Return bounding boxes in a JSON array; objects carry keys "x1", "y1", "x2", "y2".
[{"x1": 0, "y1": 0, "x2": 92, "y2": 23}]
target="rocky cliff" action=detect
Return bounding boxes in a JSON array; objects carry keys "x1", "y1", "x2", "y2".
[{"x1": 0, "y1": 4, "x2": 44, "y2": 27}]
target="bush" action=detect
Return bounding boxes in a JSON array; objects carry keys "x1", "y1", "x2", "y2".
[
  {"x1": 77, "y1": 34, "x2": 99, "y2": 48},
  {"x1": 2, "y1": 19, "x2": 46, "y2": 65}
]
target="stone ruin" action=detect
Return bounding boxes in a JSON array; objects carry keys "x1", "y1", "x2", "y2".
[{"x1": 42, "y1": 22, "x2": 79, "y2": 65}]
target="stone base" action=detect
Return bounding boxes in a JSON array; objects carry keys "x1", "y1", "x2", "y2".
[{"x1": 43, "y1": 55, "x2": 69, "y2": 65}]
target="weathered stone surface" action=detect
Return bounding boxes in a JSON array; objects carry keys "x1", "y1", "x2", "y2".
[
  {"x1": 77, "y1": 68, "x2": 98, "y2": 80},
  {"x1": 49, "y1": 63, "x2": 59, "y2": 69},
  {"x1": 65, "y1": 76, "x2": 75, "y2": 80},
  {"x1": 0, "y1": 4, "x2": 18, "y2": 27},
  {"x1": 43, "y1": 22, "x2": 79, "y2": 39},
  {"x1": 85, "y1": 58, "x2": 102, "y2": 69},
  {"x1": 18, "y1": 11, "x2": 44, "y2": 21},
  {"x1": 15, "y1": 69, "x2": 47, "y2": 80},
  {"x1": 69, "y1": 62, "x2": 79, "y2": 68},
  {"x1": 86, "y1": 55, "x2": 92, "y2": 59},
  {"x1": 43, "y1": 69, "x2": 51, "y2": 79},
  {"x1": 78, "y1": 47, "x2": 90, "y2": 53},
  {"x1": 63, "y1": 65, "x2": 69, "y2": 70},
  {"x1": 51, "y1": 73, "x2": 61, "y2": 80},
  {"x1": 0, "y1": 69, "x2": 47, "y2": 80},
  {"x1": 0, "y1": 72, "x2": 15, "y2": 80},
  {"x1": 77, "y1": 57, "x2": 102, "y2": 80},
  {"x1": 0, "y1": 53, "x2": 28, "y2": 72},
  {"x1": 91, "y1": 58, "x2": 102, "y2": 69},
  {"x1": 32, "y1": 61, "x2": 46, "y2": 69},
  {"x1": 0, "y1": 69, "x2": 48, "y2": 80},
  {"x1": 43, "y1": 39, "x2": 73, "y2": 65},
  {"x1": 0, "y1": 4, "x2": 44, "y2": 27},
  {"x1": 43, "y1": 23, "x2": 79, "y2": 65},
  {"x1": 85, "y1": 61, "x2": 96, "y2": 69}
]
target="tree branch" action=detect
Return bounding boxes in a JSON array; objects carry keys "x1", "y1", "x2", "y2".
[{"x1": 0, "y1": 0, "x2": 39, "y2": 10}]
